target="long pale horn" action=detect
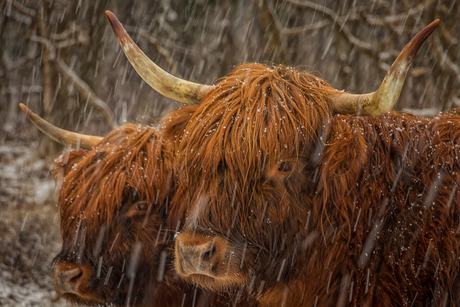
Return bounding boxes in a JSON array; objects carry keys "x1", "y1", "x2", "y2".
[
  {"x1": 105, "y1": 11, "x2": 212, "y2": 104},
  {"x1": 20, "y1": 104, "x2": 103, "y2": 149},
  {"x1": 331, "y1": 20, "x2": 439, "y2": 116}
]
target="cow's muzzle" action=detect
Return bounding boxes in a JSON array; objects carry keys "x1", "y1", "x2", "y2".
[
  {"x1": 175, "y1": 233, "x2": 221, "y2": 277},
  {"x1": 54, "y1": 262, "x2": 89, "y2": 296}
]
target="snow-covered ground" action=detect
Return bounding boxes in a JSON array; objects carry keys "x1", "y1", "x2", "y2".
[{"x1": 0, "y1": 142, "x2": 70, "y2": 306}]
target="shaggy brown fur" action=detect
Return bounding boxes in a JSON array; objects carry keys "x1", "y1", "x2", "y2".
[
  {"x1": 51, "y1": 122, "x2": 237, "y2": 306},
  {"x1": 170, "y1": 63, "x2": 460, "y2": 306}
]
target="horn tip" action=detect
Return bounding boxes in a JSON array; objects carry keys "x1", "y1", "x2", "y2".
[
  {"x1": 403, "y1": 19, "x2": 439, "y2": 59},
  {"x1": 105, "y1": 10, "x2": 125, "y2": 36},
  {"x1": 425, "y1": 19, "x2": 440, "y2": 34},
  {"x1": 19, "y1": 103, "x2": 31, "y2": 116},
  {"x1": 419, "y1": 19, "x2": 439, "y2": 39},
  {"x1": 104, "y1": 10, "x2": 115, "y2": 20}
]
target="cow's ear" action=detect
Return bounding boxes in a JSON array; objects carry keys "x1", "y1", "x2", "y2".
[
  {"x1": 52, "y1": 149, "x2": 88, "y2": 182},
  {"x1": 160, "y1": 105, "x2": 199, "y2": 142}
]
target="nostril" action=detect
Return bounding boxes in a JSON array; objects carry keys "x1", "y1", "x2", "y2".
[
  {"x1": 175, "y1": 235, "x2": 223, "y2": 277},
  {"x1": 69, "y1": 269, "x2": 83, "y2": 284},
  {"x1": 55, "y1": 266, "x2": 85, "y2": 295},
  {"x1": 201, "y1": 243, "x2": 216, "y2": 261}
]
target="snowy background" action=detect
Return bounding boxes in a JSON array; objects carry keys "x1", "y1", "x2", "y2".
[{"x1": 1, "y1": 0, "x2": 459, "y2": 305}]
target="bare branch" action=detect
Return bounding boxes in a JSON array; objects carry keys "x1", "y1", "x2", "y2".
[
  {"x1": 29, "y1": 31, "x2": 115, "y2": 127},
  {"x1": 433, "y1": 34, "x2": 460, "y2": 83},
  {"x1": 286, "y1": 0, "x2": 337, "y2": 18},
  {"x1": 0, "y1": 51, "x2": 37, "y2": 77},
  {"x1": 49, "y1": 22, "x2": 78, "y2": 40},
  {"x1": 439, "y1": 24, "x2": 458, "y2": 47},
  {"x1": 256, "y1": 0, "x2": 286, "y2": 63},
  {"x1": 31, "y1": 35, "x2": 81, "y2": 51},
  {"x1": 280, "y1": 19, "x2": 331, "y2": 35},
  {"x1": 13, "y1": 0, "x2": 36, "y2": 17},
  {"x1": 284, "y1": 0, "x2": 433, "y2": 70},
  {"x1": 54, "y1": 39, "x2": 79, "y2": 49},
  {"x1": 55, "y1": 59, "x2": 116, "y2": 129},
  {"x1": 125, "y1": 25, "x2": 224, "y2": 61},
  {"x1": 409, "y1": 67, "x2": 430, "y2": 78},
  {"x1": 38, "y1": 7, "x2": 53, "y2": 119},
  {"x1": 5, "y1": 0, "x2": 12, "y2": 17},
  {"x1": 9, "y1": 8, "x2": 32, "y2": 25},
  {"x1": 49, "y1": 22, "x2": 89, "y2": 46},
  {"x1": 30, "y1": 35, "x2": 56, "y2": 59},
  {"x1": 286, "y1": 0, "x2": 377, "y2": 56},
  {"x1": 362, "y1": 4, "x2": 425, "y2": 29},
  {"x1": 5, "y1": 85, "x2": 42, "y2": 93}
]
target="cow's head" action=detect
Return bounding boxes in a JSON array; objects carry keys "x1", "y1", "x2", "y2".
[
  {"x1": 21, "y1": 104, "x2": 183, "y2": 305},
  {"x1": 170, "y1": 20, "x2": 439, "y2": 300},
  {"x1": 52, "y1": 124, "x2": 175, "y2": 306},
  {"x1": 170, "y1": 63, "x2": 333, "y2": 295}
]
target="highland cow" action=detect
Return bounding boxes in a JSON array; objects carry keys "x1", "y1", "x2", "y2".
[
  {"x1": 50, "y1": 122, "x2": 178, "y2": 306},
  {"x1": 21, "y1": 104, "x2": 226, "y2": 306},
  {"x1": 166, "y1": 20, "x2": 460, "y2": 306}
]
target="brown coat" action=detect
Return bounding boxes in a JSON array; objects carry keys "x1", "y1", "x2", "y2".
[{"x1": 171, "y1": 63, "x2": 460, "y2": 306}]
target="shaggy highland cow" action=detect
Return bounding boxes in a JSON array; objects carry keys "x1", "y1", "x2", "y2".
[
  {"x1": 21, "y1": 104, "x2": 224, "y2": 306},
  {"x1": 165, "y1": 20, "x2": 460, "y2": 306}
]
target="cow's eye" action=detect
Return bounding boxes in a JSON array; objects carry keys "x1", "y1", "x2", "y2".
[
  {"x1": 135, "y1": 202, "x2": 149, "y2": 212},
  {"x1": 278, "y1": 162, "x2": 292, "y2": 172}
]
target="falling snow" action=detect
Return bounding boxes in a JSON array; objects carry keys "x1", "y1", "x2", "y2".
[{"x1": 1, "y1": 0, "x2": 460, "y2": 306}]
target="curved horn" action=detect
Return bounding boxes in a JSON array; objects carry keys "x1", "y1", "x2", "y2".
[
  {"x1": 20, "y1": 104, "x2": 103, "y2": 149},
  {"x1": 105, "y1": 11, "x2": 212, "y2": 104},
  {"x1": 331, "y1": 20, "x2": 439, "y2": 116}
]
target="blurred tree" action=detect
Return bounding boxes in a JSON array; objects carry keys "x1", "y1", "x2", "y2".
[{"x1": 1, "y1": 0, "x2": 459, "y2": 159}]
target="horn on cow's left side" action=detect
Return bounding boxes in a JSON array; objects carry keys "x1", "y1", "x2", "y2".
[
  {"x1": 20, "y1": 104, "x2": 103, "y2": 149},
  {"x1": 330, "y1": 20, "x2": 439, "y2": 116},
  {"x1": 105, "y1": 11, "x2": 212, "y2": 104}
]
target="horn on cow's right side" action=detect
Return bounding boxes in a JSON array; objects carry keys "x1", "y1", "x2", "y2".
[
  {"x1": 105, "y1": 11, "x2": 212, "y2": 104},
  {"x1": 20, "y1": 104, "x2": 103, "y2": 149},
  {"x1": 330, "y1": 20, "x2": 439, "y2": 116}
]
